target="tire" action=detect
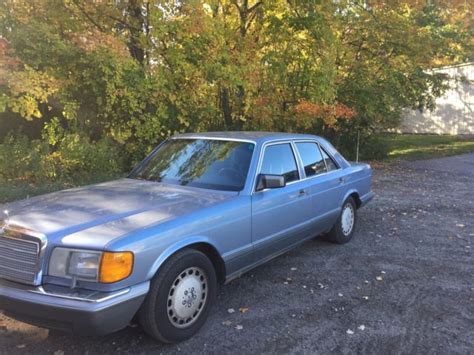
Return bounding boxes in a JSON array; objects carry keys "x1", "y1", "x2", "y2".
[
  {"x1": 138, "y1": 249, "x2": 217, "y2": 343},
  {"x1": 327, "y1": 197, "x2": 357, "y2": 244}
]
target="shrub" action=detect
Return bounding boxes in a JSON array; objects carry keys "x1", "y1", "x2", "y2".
[
  {"x1": 0, "y1": 134, "x2": 50, "y2": 182},
  {"x1": 0, "y1": 132, "x2": 127, "y2": 185},
  {"x1": 45, "y1": 133, "x2": 126, "y2": 182},
  {"x1": 335, "y1": 131, "x2": 390, "y2": 161}
]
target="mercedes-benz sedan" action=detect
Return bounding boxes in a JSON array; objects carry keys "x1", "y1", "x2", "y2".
[{"x1": 0, "y1": 132, "x2": 374, "y2": 343}]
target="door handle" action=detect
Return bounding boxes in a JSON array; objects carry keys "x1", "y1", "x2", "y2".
[
  {"x1": 339, "y1": 177, "x2": 346, "y2": 184},
  {"x1": 298, "y1": 189, "x2": 306, "y2": 196}
]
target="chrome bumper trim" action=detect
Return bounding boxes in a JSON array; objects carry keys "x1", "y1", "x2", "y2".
[
  {"x1": 29, "y1": 286, "x2": 130, "y2": 303},
  {"x1": 0, "y1": 278, "x2": 130, "y2": 304}
]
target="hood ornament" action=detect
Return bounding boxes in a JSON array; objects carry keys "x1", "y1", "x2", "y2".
[{"x1": 0, "y1": 210, "x2": 9, "y2": 233}]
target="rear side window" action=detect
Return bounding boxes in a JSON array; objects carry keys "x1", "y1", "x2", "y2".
[
  {"x1": 295, "y1": 142, "x2": 327, "y2": 177},
  {"x1": 261, "y1": 144, "x2": 299, "y2": 183},
  {"x1": 321, "y1": 148, "x2": 339, "y2": 171}
]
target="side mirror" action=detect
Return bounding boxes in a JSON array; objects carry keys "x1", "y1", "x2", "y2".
[{"x1": 256, "y1": 174, "x2": 286, "y2": 191}]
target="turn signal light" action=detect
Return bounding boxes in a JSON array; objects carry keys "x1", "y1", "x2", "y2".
[{"x1": 99, "y1": 252, "x2": 134, "y2": 283}]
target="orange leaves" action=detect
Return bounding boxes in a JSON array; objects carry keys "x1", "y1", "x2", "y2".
[
  {"x1": 0, "y1": 38, "x2": 9, "y2": 56},
  {"x1": 254, "y1": 96, "x2": 270, "y2": 107},
  {"x1": 179, "y1": 4, "x2": 208, "y2": 36},
  {"x1": 0, "y1": 38, "x2": 20, "y2": 85},
  {"x1": 294, "y1": 100, "x2": 356, "y2": 128},
  {"x1": 69, "y1": 31, "x2": 129, "y2": 58}
]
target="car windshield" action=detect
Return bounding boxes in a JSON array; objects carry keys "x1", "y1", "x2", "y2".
[{"x1": 129, "y1": 138, "x2": 255, "y2": 191}]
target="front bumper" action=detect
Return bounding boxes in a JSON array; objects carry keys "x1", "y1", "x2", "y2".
[{"x1": 0, "y1": 279, "x2": 149, "y2": 335}]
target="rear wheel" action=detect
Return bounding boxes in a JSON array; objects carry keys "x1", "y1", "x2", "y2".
[
  {"x1": 138, "y1": 249, "x2": 217, "y2": 343},
  {"x1": 327, "y1": 197, "x2": 357, "y2": 244}
]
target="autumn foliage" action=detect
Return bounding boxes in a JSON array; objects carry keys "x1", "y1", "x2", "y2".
[
  {"x1": 294, "y1": 101, "x2": 356, "y2": 129},
  {"x1": 0, "y1": 0, "x2": 471, "y2": 164}
]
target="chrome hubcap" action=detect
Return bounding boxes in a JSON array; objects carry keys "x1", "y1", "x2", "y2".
[
  {"x1": 341, "y1": 203, "x2": 354, "y2": 236},
  {"x1": 167, "y1": 267, "x2": 208, "y2": 328}
]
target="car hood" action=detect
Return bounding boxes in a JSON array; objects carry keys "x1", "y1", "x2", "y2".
[{"x1": 1, "y1": 178, "x2": 236, "y2": 249}]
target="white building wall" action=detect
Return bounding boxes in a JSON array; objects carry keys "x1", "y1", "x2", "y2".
[{"x1": 400, "y1": 63, "x2": 473, "y2": 135}]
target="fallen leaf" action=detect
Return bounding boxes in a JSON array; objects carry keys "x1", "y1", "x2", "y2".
[
  {"x1": 222, "y1": 320, "x2": 232, "y2": 326},
  {"x1": 362, "y1": 296, "x2": 369, "y2": 300},
  {"x1": 338, "y1": 293, "x2": 343, "y2": 297},
  {"x1": 376, "y1": 276, "x2": 383, "y2": 281},
  {"x1": 54, "y1": 351, "x2": 64, "y2": 355},
  {"x1": 358, "y1": 325, "x2": 366, "y2": 331},
  {"x1": 239, "y1": 307, "x2": 249, "y2": 313},
  {"x1": 346, "y1": 329, "x2": 354, "y2": 335},
  {"x1": 456, "y1": 224, "x2": 465, "y2": 228},
  {"x1": 227, "y1": 308, "x2": 235, "y2": 314},
  {"x1": 235, "y1": 325, "x2": 243, "y2": 330},
  {"x1": 381, "y1": 271, "x2": 386, "y2": 274},
  {"x1": 291, "y1": 267, "x2": 297, "y2": 271},
  {"x1": 16, "y1": 345, "x2": 26, "y2": 349}
]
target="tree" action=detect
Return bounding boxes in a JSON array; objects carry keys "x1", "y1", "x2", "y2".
[{"x1": 0, "y1": 0, "x2": 471, "y2": 161}]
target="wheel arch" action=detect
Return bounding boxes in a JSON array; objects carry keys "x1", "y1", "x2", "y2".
[
  {"x1": 148, "y1": 237, "x2": 227, "y2": 284},
  {"x1": 343, "y1": 189, "x2": 362, "y2": 209}
]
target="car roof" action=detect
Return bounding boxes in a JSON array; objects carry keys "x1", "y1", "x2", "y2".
[{"x1": 173, "y1": 131, "x2": 320, "y2": 144}]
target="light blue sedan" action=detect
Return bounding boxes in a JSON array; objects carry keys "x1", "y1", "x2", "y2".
[{"x1": 0, "y1": 132, "x2": 374, "y2": 342}]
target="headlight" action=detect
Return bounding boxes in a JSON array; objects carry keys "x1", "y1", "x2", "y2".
[
  {"x1": 49, "y1": 248, "x2": 133, "y2": 283},
  {"x1": 68, "y1": 251, "x2": 101, "y2": 279}
]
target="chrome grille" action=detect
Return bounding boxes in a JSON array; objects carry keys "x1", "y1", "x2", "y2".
[{"x1": 0, "y1": 234, "x2": 41, "y2": 284}]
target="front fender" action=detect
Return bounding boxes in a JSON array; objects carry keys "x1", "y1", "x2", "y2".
[{"x1": 146, "y1": 236, "x2": 221, "y2": 280}]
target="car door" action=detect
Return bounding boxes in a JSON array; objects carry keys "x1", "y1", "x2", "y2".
[
  {"x1": 251, "y1": 142, "x2": 312, "y2": 260},
  {"x1": 294, "y1": 141, "x2": 346, "y2": 234}
]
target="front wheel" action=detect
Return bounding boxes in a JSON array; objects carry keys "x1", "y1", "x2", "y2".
[
  {"x1": 327, "y1": 197, "x2": 357, "y2": 244},
  {"x1": 138, "y1": 249, "x2": 217, "y2": 343}
]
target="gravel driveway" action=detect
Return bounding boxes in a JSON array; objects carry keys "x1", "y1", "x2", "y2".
[{"x1": 1, "y1": 154, "x2": 473, "y2": 354}]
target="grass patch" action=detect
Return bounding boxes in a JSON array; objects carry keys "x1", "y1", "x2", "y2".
[{"x1": 379, "y1": 134, "x2": 474, "y2": 161}]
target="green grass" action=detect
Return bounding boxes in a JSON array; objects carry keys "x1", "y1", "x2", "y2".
[{"x1": 379, "y1": 134, "x2": 474, "y2": 161}]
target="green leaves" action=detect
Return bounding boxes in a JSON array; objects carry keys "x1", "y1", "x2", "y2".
[{"x1": 0, "y1": 0, "x2": 470, "y2": 162}]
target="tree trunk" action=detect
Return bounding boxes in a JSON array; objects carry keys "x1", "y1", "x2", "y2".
[
  {"x1": 127, "y1": 0, "x2": 145, "y2": 65},
  {"x1": 220, "y1": 87, "x2": 233, "y2": 129}
]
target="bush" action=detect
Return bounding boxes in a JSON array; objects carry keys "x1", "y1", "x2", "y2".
[
  {"x1": 335, "y1": 131, "x2": 390, "y2": 161},
  {"x1": 358, "y1": 135, "x2": 390, "y2": 161},
  {"x1": 45, "y1": 133, "x2": 126, "y2": 182},
  {"x1": 0, "y1": 134, "x2": 50, "y2": 182},
  {"x1": 0, "y1": 132, "x2": 127, "y2": 185}
]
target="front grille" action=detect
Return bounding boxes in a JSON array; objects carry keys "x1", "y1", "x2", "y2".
[{"x1": 0, "y1": 234, "x2": 41, "y2": 284}]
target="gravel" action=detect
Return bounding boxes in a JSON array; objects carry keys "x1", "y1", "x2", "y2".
[{"x1": 1, "y1": 154, "x2": 473, "y2": 354}]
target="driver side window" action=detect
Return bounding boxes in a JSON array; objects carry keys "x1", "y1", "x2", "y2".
[{"x1": 260, "y1": 143, "x2": 299, "y2": 183}]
